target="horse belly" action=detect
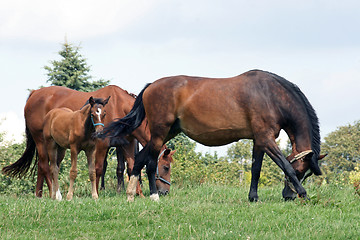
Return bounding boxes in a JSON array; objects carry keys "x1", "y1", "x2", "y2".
[
  {"x1": 179, "y1": 110, "x2": 253, "y2": 146},
  {"x1": 49, "y1": 114, "x2": 72, "y2": 149}
]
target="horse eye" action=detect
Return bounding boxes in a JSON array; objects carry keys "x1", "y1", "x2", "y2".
[{"x1": 163, "y1": 166, "x2": 170, "y2": 171}]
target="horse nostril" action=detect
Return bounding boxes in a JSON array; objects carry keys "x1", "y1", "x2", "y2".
[{"x1": 158, "y1": 190, "x2": 169, "y2": 196}]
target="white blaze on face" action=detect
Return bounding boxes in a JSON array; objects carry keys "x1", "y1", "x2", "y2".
[{"x1": 95, "y1": 108, "x2": 101, "y2": 122}]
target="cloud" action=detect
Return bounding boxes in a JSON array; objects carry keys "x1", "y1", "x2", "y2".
[
  {"x1": 0, "y1": 112, "x2": 25, "y2": 144},
  {"x1": 0, "y1": 0, "x2": 161, "y2": 42}
]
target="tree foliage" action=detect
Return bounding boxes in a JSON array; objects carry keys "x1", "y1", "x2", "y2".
[
  {"x1": 226, "y1": 139, "x2": 284, "y2": 186},
  {"x1": 44, "y1": 41, "x2": 109, "y2": 92},
  {"x1": 321, "y1": 120, "x2": 360, "y2": 183}
]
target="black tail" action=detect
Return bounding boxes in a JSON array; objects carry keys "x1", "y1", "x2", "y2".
[
  {"x1": 100, "y1": 84, "x2": 151, "y2": 144},
  {"x1": 2, "y1": 126, "x2": 37, "y2": 178}
]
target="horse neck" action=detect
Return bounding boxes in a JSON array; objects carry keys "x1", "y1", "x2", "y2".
[{"x1": 78, "y1": 104, "x2": 94, "y2": 133}]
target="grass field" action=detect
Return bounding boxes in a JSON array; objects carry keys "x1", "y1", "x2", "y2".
[{"x1": 0, "y1": 183, "x2": 359, "y2": 239}]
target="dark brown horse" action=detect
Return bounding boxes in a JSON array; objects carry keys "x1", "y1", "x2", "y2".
[
  {"x1": 2, "y1": 85, "x2": 171, "y2": 197},
  {"x1": 101, "y1": 70, "x2": 322, "y2": 202},
  {"x1": 44, "y1": 97, "x2": 109, "y2": 200}
]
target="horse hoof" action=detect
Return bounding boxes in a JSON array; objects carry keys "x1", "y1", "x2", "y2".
[
  {"x1": 284, "y1": 196, "x2": 296, "y2": 201},
  {"x1": 66, "y1": 193, "x2": 73, "y2": 201},
  {"x1": 249, "y1": 197, "x2": 258, "y2": 202},
  {"x1": 248, "y1": 194, "x2": 258, "y2": 202},
  {"x1": 150, "y1": 193, "x2": 160, "y2": 202},
  {"x1": 127, "y1": 194, "x2": 135, "y2": 202},
  {"x1": 56, "y1": 189, "x2": 63, "y2": 201}
]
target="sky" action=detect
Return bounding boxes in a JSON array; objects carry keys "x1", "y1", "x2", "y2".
[{"x1": 1, "y1": 0, "x2": 359, "y2": 154}]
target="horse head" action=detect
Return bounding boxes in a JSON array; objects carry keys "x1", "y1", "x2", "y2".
[
  {"x1": 283, "y1": 153, "x2": 327, "y2": 200},
  {"x1": 156, "y1": 146, "x2": 176, "y2": 196},
  {"x1": 89, "y1": 96, "x2": 110, "y2": 134}
]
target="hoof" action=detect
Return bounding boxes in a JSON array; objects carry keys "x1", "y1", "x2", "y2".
[
  {"x1": 150, "y1": 193, "x2": 160, "y2": 202},
  {"x1": 284, "y1": 196, "x2": 296, "y2": 201},
  {"x1": 66, "y1": 193, "x2": 73, "y2": 201},
  {"x1": 249, "y1": 197, "x2": 259, "y2": 202},
  {"x1": 248, "y1": 193, "x2": 258, "y2": 202},
  {"x1": 56, "y1": 189, "x2": 63, "y2": 201},
  {"x1": 127, "y1": 194, "x2": 135, "y2": 202}
]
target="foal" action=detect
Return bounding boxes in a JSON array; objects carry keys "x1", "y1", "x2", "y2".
[{"x1": 43, "y1": 96, "x2": 110, "y2": 200}]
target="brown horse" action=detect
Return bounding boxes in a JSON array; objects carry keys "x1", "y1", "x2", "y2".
[
  {"x1": 2, "y1": 85, "x2": 171, "y2": 197},
  {"x1": 44, "y1": 96, "x2": 109, "y2": 200},
  {"x1": 101, "y1": 141, "x2": 175, "y2": 196},
  {"x1": 101, "y1": 70, "x2": 322, "y2": 202}
]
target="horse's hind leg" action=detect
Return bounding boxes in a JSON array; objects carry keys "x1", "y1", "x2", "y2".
[
  {"x1": 86, "y1": 148, "x2": 99, "y2": 200},
  {"x1": 67, "y1": 147, "x2": 78, "y2": 200},
  {"x1": 36, "y1": 140, "x2": 52, "y2": 198},
  {"x1": 48, "y1": 143, "x2": 61, "y2": 200},
  {"x1": 116, "y1": 147, "x2": 126, "y2": 193},
  {"x1": 100, "y1": 156, "x2": 108, "y2": 190},
  {"x1": 248, "y1": 143, "x2": 265, "y2": 202}
]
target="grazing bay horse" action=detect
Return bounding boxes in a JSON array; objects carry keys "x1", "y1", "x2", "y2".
[
  {"x1": 101, "y1": 70, "x2": 322, "y2": 202},
  {"x1": 2, "y1": 85, "x2": 171, "y2": 197},
  {"x1": 101, "y1": 141, "x2": 175, "y2": 196},
  {"x1": 44, "y1": 96, "x2": 109, "y2": 200}
]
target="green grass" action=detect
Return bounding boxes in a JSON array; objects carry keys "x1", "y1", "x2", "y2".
[{"x1": 1, "y1": 184, "x2": 359, "y2": 239}]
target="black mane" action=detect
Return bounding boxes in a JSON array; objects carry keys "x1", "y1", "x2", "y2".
[{"x1": 265, "y1": 71, "x2": 321, "y2": 159}]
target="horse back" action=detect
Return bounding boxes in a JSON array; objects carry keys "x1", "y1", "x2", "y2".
[
  {"x1": 25, "y1": 85, "x2": 134, "y2": 133},
  {"x1": 142, "y1": 70, "x2": 306, "y2": 145}
]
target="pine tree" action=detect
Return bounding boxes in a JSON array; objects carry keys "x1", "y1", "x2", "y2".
[{"x1": 44, "y1": 40, "x2": 109, "y2": 92}]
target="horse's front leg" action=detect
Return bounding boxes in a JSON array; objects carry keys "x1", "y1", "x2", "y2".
[
  {"x1": 249, "y1": 144, "x2": 265, "y2": 202},
  {"x1": 94, "y1": 140, "x2": 109, "y2": 194},
  {"x1": 126, "y1": 144, "x2": 156, "y2": 201},
  {"x1": 121, "y1": 141, "x2": 144, "y2": 197},
  {"x1": 264, "y1": 140, "x2": 307, "y2": 199},
  {"x1": 86, "y1": 148, "x2": 99, "y2": 200},
  {"x1": 67, "y1": 146, "x2": 78, "y2": 200}
]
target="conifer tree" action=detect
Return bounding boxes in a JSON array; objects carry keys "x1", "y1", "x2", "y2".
[{"x1": 44, "y1": 40, "x2": 109, "y2": 92}]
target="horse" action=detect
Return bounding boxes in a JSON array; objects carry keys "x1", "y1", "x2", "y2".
[
  {"x1": 2, "y1": 85, "x2": 171, "y2": 198},
  {"x1": 43, "y1": 96, "x2": 109, "y2": 200},
  {"x1": 100, "y1": 70, "x2": 323, "y2": 202},
  {"x1": 101, "y1": 141, "x2": 175, "y2": 196}
]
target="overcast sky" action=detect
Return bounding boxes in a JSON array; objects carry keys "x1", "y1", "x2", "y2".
[{"x1": 1, "y1": 0, "x2": 359, "y2": 154}]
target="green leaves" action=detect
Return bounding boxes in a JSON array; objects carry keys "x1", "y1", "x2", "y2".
[
  {"x1": 321, "y1": 120, "x2": 360, "y2": 182},
  {"x1": 44, "y1": 41, "x2": 109, "y2": 92}
]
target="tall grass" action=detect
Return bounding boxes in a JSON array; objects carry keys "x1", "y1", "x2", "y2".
[{"x1": 1, "y1": 183, "x2": 359, "y2": 239}]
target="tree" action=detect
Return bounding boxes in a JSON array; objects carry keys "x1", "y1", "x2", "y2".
[
  {"x1": 44, "y1": 40, "x2": 109, "y2": 92},
  {"x1": 166, "y1": 133, "x2": 204, "y2": 185},
  {"x1": 226, "y1": 139, "x2": 284, "y2": 186},
  {"x1": 321, "y1": 120, "x2": 360, "y2": 182}
]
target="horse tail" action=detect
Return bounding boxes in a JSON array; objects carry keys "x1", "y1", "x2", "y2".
[
  {"x1": 268, "y1": 72, "x2": 322, "y2": 175},
  {"x1": 2, "y1": 126, "x2": 37, "y2": 178},
  {"x1": 100, "y1": 83, "x2": 151, "y2": 144}
]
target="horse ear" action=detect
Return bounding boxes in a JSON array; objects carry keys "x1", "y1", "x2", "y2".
[
  {"x1": 89, "y1": 96, "x2": 95, "y2": 106},
  {"x1": 103, "y1": 96, "x2": 111, "y2": 106},
  {"x1": 170, "y1": 150, "x2": 176, "y2": 156}
]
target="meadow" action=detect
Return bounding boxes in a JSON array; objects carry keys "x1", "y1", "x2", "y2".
[{"x1": 1, "y1": 183, "x2": 359, "y2": 240}]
